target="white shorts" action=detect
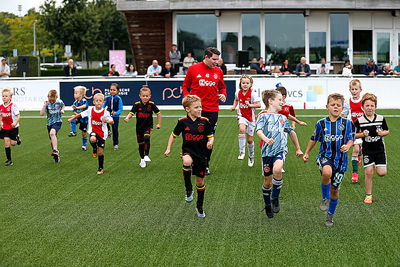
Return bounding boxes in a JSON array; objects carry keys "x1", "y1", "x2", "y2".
[
  {"x1": 354, "y1": 138, "x2": 362, "y2": 145},
  {"x1": 238, "y1": 116, "x2": 256, "y2": 136}
]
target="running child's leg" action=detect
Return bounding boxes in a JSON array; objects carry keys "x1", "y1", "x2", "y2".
[
  {"x1": 238, "y1": 123, "x2": 246, "y2": 158},
  {"x1": 112, "y1": 117, "x2": 119, "y2": 146},
  {"x1": 182, "y1": 155, "x2": 193, "y2": 201}
]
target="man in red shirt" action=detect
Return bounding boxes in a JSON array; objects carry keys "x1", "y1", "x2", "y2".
[{"x1": 182, "y1": 47, "x2": 227, "y2": 175}]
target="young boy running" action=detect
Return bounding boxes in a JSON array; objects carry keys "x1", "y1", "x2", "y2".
[
  {"x1": 256, "y1": 90, "x2": 303, "y2": 219},
  {"x1": 40, "y1": 89, "x2": 65, "y2": 163},
  {"x1": 341, "y1": 79, "x2": 364, "y2": 182},
  {"x1": 230, "y1": 75, "x2": 261, "y2": 167},
  {"x1": 68, "y1": 93, "x2": 114, "y2": 174},
  {"x1": 303, "y1": 93, "x2": 355, "y2": 227},
  {"x1": 164, "y1": 95, "x2": 214, "y2": 218},
  {"x1": 69, "y1": 86, "x2": 88, "y2": 151},
  {"x1": 103, "y1": 83, "x2": 123, "y2": 151},
  {"x1": 0, "y1": 88, "x2": 21, "y2": 166},
  {"x1": 354, "y1": 93, "x2": 389, "y2": 204},
  {"x1": 124, "y1": 86, "x2": 161, "y2": 168}
]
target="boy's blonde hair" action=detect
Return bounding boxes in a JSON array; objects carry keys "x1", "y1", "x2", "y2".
[
  {"x1": 93, "y1": 93, "x2": 105, "y2": 101},
  {"x1": 239, "y1": 75, "x2": 253, "y2": 90},
  {"x1": 74, "y1": 85, "x2": 87, "y2": 95},
  {"x1": 140, "y1": 86, "x2": 151, "y2": 95},
  {"x1": 361, "y1": 93, "x2": 377, "y2": 106},
  {"x1": 48, "y1": 89, "x2": 58, "y2": 98},
  {"x1": 262, "y1": 89, "x2": 281, "y2": 108},
  {"x1": 349, "y1": 79, "x2": 362, "y2": 90},
  {"x1": 327, "y1": 93, "x2": 345, "y2": 105},
  {"x1": 2, "y1": 88, "x2": 13, "y2": 96},
  {"x1": 182, "y1": 95, "x2": 201, "y2": 109}
]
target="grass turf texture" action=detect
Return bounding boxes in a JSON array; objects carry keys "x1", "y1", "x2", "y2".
[{"x1": 1, "y1": 109, "x2": 399, "y2": 266}]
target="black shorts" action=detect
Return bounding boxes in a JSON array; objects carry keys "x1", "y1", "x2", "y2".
[
  {"x1": 90, "y1": 132, "x2": 105, "y2": 148},
  {"x1": 182, "y1": 152, "x2": 207, "y2": 178},
  {"x1": 47, "y1": 122, "x2": 62, "y2": 134},
  {"x1": 78, "y1": 120, "x2": 87, "y2": 132},
  {"x1": 0, "y1": 127, "x2": 19, "y2": 141},
  {"x1": 316, "y1": 157, "x2": 345, "y2": 189},
  {"x1": 201, "y1": 111, "x2": 218, "y2": 134},
  {"x1": 136, "y1": 128, "x2": 152, "y2": 142},
  {"x1": 363, "y1": 152, "x2": 387, "y2": 168}
]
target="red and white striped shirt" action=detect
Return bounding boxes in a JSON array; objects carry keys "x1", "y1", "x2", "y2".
[
  {"x1": 0, "y1": 102, "x2": 19, "y2": 130},
  {"x1": 236, "y1": 89, "x2": 259, "y2": 122},
  {"x1": 81, "y1": 107, "x2": 112, "y2": 140}
]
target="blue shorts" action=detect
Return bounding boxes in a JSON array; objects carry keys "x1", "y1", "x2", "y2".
[
  {"x1": 262, "y1": 152, "x2": 284, "y2": 176},
  {"x1": 316, "y1": 157, "x2": 345, "y2": 189},
  {"x1": 47, "y1": 122, "x2": 62, "y2": 134}
]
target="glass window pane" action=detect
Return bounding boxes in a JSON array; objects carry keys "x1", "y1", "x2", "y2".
[
  {"x1": 353, "y1": 30, "x2": 372, "y2": 65},
  {"x1": 265, "y1": 13, "x2": 305, "y2": 64},
  {"x1": 330, "y1": 14, "x2": 349, "y2": 61},
  {"x1": 221, "y1": 32, "x2": 238, "y2": 64},
  {"x1": 177, "y1": 14, "x2": 217, "y2": 62},
  {"x1": 242, "y1": 13, "x2": 260, "y2": 59},
  {"x1": 309, "y1": 32, "x2": 326, "y2": 63},
  {"x1": 376, "y1": 32, "x2": 390, "y2": 64}
]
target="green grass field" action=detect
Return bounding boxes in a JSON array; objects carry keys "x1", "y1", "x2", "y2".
[{"x1": 1, "y1": 109, "x2": 399, "y2": 266}]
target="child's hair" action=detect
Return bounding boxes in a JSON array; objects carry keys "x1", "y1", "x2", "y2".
[
  {"x1": 93, "y1": 93, "x2": 105, "y2": 101},
  {"x1": 48, "y1": 89, "x2": 58, "y2": 98},
  {"x1": 349, "y1": 79, "x2": 362, "y2": 90},
  {"x1": 140, "y1": 86, "x2": 151, "y2": 95},
  {"x1": 276, "y1": 86, "x2": 287, "y2": 96},
  {"x1": 262, "y1": 89, "x2": 281, "y2": 108},
  {"x1": 182, "y1": 95, "x2": 201, "y2": 109},
  {"x1": 327, "y1": 93, "x2": 344, "y2": 105},
  {"x1": 74, "y1": 85, "x2": 86, "y2": 95},
  {"x1": 110, "y1": 83, "x2": 120, "y2": 91},
  {"x1": 239, "y1": 75, "x2": 253, "y2": 90},
  {"x1": 361, "y1": 93, "x2": 377, "y2": 106},
  {"x1": 1, "y1": 88, "x2": 13, "y2": 96}
]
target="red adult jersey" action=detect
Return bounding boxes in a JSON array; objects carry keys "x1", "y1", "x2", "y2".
[
  {"x1": 182, "y1": 61, "x2": 227, "y2": 112},
  {"x1": 278, "y1": 103, "x2": 295, "y2": 119},
  {"x1": 91, "y1": 108, "x2": 106, "y2": 139},
  {"x1": 349, "y1": 98, "x2": 363, "y2": 124},
  {"x1": 0, "y1": 102, "x2": 19, "y2": 130}
]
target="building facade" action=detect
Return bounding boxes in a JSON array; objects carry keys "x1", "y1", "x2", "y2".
[{"x1": 117, "y1": 0, "x2": 400, "y2": 74}]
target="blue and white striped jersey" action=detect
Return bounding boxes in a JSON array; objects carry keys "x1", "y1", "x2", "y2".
[
  {"x1": 256, "y1": 112, "x2": 293, "y2": 157},
  {"x1": 311, "y1": 117, "x2": 355, "y2": 172}
]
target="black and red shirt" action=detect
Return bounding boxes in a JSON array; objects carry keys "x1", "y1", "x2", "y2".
[
  {"x1": 129, "y1": 101, "x2": 160, "y2": 131},
  {"x1": 172, "y1": 116, "x2": 214, "y2": 162},
  {"x1": 182, "y1": 61, "x2": 227, "y2": 112}
]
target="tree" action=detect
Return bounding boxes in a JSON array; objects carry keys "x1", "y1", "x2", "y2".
[{"x1": 0, "y1": 12, "x2": 17, "y2": 57}]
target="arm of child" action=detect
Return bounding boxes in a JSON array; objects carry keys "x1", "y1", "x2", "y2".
[
  {"x1": 61, "y1": 105, "x2": 65, "y2": 114},
  {"x1": 340, "y1": 139, "x2": 354, "y2": 153},
  {"x1": 303, "y1": 140, "x2": 316, "y2": 163},
  {"x1": 288, "y1": 114, "x2": 307, "y2": 126},
  {"x1": 207, "y1": 136, "x2": 214, "y2": 150},
  {"x1": 230, "y1": 99, "x2": 238, "y2": 111},
  {"x1": 289, "y1": 130, "x2": 303, "y2": 157},
  {"x1": 164, "y1": 133, "x2": 176, "y2": 157},
  {"x1": 356, "y1": 130, "x2": 368, "y2": 139},
  {"x1": 12, "y1": 114, "x2": 20, "y2": 128},
  {"x1": 40, "y1": 101, "x2": 48, "y2": 116},
  {"x1": 68, "y1": 113, "x2": 81, "y2": 123},
  {"x1": 102, "y1": 116, "x2": 114, "y2": 125},
  {"x1": 377, "y1": 129, "x2": 389, "y2": 137},
  {"x1": 256, "y1": 129, "x2": 274, "y2": 146},
  {"x1": 245, "y1": 101, "x2": 261, "y2": 109},
  {"x1": 124, "y1": 112, "x2": 134, "y2": 123},
  {"x1": 115, "y1": 98, "x2": 123, "y2": 117},
  {"x1": 76, "y1": 103, "x2": 88, "y2": 110},
  {"x1": 156, "y1": 112, "x2": 161, "y2": 129}
]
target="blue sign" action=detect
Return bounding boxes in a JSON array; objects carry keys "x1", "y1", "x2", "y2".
[{"x1": 60, "y1": 79, "x2": 236, "y2": 107}]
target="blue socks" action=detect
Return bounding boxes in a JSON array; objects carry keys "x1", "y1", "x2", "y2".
[
  {"x1": 321, "y1": 183, "x2": 331, "y2": 199},
  {"x1": 71, "y1": 120, "x2": 77, "y2": 133},
  {"x1": 328, "y1": 198, "x2": 339, "y2": 215},
  {"x1": 82, "y1": 136, "x2": 87, "y2": 147},
  {"x1": 262, "y1": 185, "x2": 272, "y2": 206},
  {"x1": 271, "y1": 178, "x2": 283, "y2": 200}
]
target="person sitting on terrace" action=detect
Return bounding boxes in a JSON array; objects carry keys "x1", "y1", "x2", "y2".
[
  {"x1": 124, "y1": 64, "x2": 138, "y2": 77},
  {"x1": 381, "y1": 63, "x2": 394, "y2": 76},
  {"x1": 362, "y1": 58, "x2": 380, "y2": 76},
  {"x1": 250, "y1": 57, "x2": 268, "y2": 74},
  {"x1": 146, "y1": 60, "x2": 162, "y2": 77},
  {"x1": 295, "y1": 57, "x2": 311, "y2": 76},
  {"x1": 316, "y1": 58, "x2": 329, "y2": 75},
  {"x1": 103, "y1": 64, "x2": 120, "y2": 76},
  {"x1": 271, "y1": 66, "x2": 281, "y2": 76},
  {"x1": 217, "y1": 58, "x2": 227, "y2": 75},
  {"x1": 394, "y1": 63, "x2": 400, "y2": 75},
  {"x1": 342, "y1": 60, "x2": 353, "y2": 77},
  {"x1": 160, "y1": 61, "x2": 177, "y2": 78},
  {"x1": 280, "y1": 59, "x2": 292, "y2": 75}
]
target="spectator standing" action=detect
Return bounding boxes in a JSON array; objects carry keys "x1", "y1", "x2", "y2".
[
  {"x1": 124, "y1": 64, "x2": 138, "y2": 77},
  {"x1": 0, "y1": 57, "x2": 10, "y2": 78},
  {"x1": 183, "y1": 52, "x2": 195, "y2": 74},
  {"x1": 316, "y1": 58, "x2": 329, "y2": 75},
  {"x1": 295, "y1": 57, "x2": 311, "y2": 76},
  {"x1": 160, "y1": 62, "x2": 177, "y2": 78},
  {"x1": 63, "y1": 59, "x2": 77, "y2": 77},
  {"x1": 217, "y1": 58, "x2": 227, "y2": 75},
  {"x1": 169, "y1": 44, "x2": 181, "y2": 74},
  {"x1": 363, "y1": 58, "x2": 379, "y2": 76},
  {"x1": 280, "y1": 59, "x2": 292, "y2": 75},
  {"x1": 146, "y1": 60, "x2": 162, "y2": 77}
]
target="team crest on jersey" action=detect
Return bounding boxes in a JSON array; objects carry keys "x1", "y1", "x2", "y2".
[
  {"x1": 138, "y1": 108, "x2": 142, "y2": 111},
  {"x1": 198, "y1": 124, "x2": 204, "y2": 133},
  {"x1": 147, "y1": 105, "x2": 152, "y2": 111},
  {"x1": 364, "y1": 156, "x2": 369, "y2": 164},
  {"x1": 263, "y1": 164, "x2": 270, "y2": 173},
  {"x1": 338, "y1": 123, "x2": 345, "y2": 131},
  {"x1": 56, "y1": 105, "x2": 59, "y2": 109},
  {"x1": 213, "y1": 73, "x2": 218, "y2": 79}
]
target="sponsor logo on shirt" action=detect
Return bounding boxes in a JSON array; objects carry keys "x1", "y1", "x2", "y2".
[
  {"x1": 351, "y1": 112, "x2": 363, "y2": 118},
  {"x1": 48, "y1": 109, "x2": 60, "y2": 114},
  {"x1": 92, "y1": 120, "x2": 102, "y2": 126},
  {"x1": 138, "y1": 113, "x2": 150, "y2": 119},
  {"x1": 324, "y1": 134, "x2": 343, "y2": 142},
  {"x1": 199, "y1": 79, "x2": 216, "y2": 87},
  {"x1": 1, "y1": 112, "x2": 11, "y2": 117},
  {"x1": 365, "y1": 136, "x2": 381, "y2": 142},
  {"x1": 185, "y1": 133, "x2": 204, "y2": 141}
]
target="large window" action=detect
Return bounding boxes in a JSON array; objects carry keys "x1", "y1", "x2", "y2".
[
  {"x1": 177, "y1": 14, "x2": 217, "y2": 62},
  {"x1": 242, "y1": 13, "x2": 260, "y2": 59},
  {"x1": 376, "y1": 32, "x2": 390, "y2": 64},
  {"x1": 353, "y1": 30, "x2": 372, "y2": 65},
  {"x1": 330, "y1": 14, "x2": 349, "y2": 61},
  {"x1": 264, "y1": 13, "x2": 305, "y2": 64},
  {"x1": 221, "y1": 32, "x2": 238, "y2": 64},
  {"x1": 309, "y1": 32, "x2": 326, "y2": 63}
]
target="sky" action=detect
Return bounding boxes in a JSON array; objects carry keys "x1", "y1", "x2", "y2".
[{"x1": 1, "y1": 0, "x2": 62, "y2": 16}]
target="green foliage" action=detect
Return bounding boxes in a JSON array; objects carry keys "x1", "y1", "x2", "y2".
[
  {"x1": 0, "y1": 12, "x2": 17, "y2": 57},
  {"x1": 1, "y1": 110, "x2": 399, "y2": 265}
]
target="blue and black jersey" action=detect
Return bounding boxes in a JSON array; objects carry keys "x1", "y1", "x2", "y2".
[
  {"x1": 311, "y1": 117, "x2": 355, "y2": 172},
  {"x1": 73, "y1": 98, "x2": 88, "y2": 124},
  {"x1": 103, "y1": 95, "x2": 123, "y2": 118}
]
